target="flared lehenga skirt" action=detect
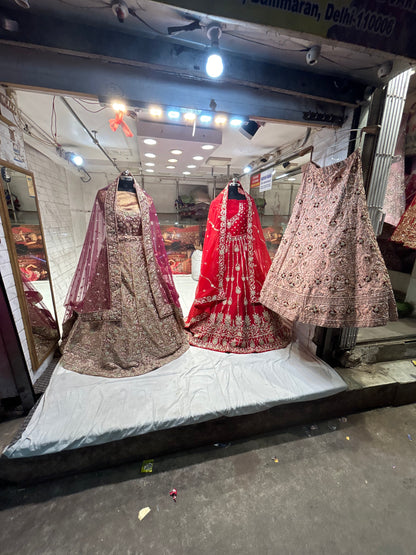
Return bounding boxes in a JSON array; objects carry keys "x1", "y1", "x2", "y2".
[
  {"x1": 62, "y1": 235, "x2": 189, "y2": 378},
  {"x1": 186, "y1": 234, "x2": 291, "y2": 353},
  {"x1": 260, "y1": 150, "x2": 397, "y2": 328}
]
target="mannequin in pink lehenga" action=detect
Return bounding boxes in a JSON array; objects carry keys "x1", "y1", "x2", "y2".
[{"x1": 61, "y1": 175, "x2": 188, "y2": 378}]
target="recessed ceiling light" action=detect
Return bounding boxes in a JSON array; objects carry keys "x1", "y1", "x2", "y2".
[
  {"x1": 184, "y1": 112, "x2": 196, "y2": 121},
  {"x1": 166, "y1": 165, "x2": 176, "y2": 169},
  {"x1": 230, "y1": 118, "x2": 243, "y2": 127},
  {"x1": 145, "y1": 162, "x2": 155, "y2": 167},
  {"x1": 183, "y1": 171, "x2": 191, "y2": 175},
  {"x1": 193, "y1": 155, "x2": 204, "y2": 161},
  {"x1": 201, "y1": 144, "x2": 215, "y2": 150},
  {"x1": 149, "y1": 106, "x2": 162, "y2": 117},
  {"x1": 170, "y1": 149, "x2": 183, "y2": 155},
  {"x1": 146, "y1": 169, "x2": 154, "y2": 173},
  {"x1": 168, "y1": 158, "x2": 178, "y2": 163},
  {"x1": 143, "y1": 138, "x2": 157, "y2": 145},
  {"x1": 168, "y1": 110, "x2": 180, "y2": 119},
  {"x1": 200, "y1": 114, "x2": 212, "y2": 123},
  {"x1": 145, "y1": 153, "x2": 156, "y2": 158},
  {"x1": 187, "y1": 164, "x2": 196, "y2": 169},
  {"x1": 288, "y1": 177, "x2": 296, "y2": 181},
  {"x1": 214, "y1": 114, "x2": 227, "y2": 125},
  {"x1": 243, "y1": 165, "x2": 252, "y2": 174}
]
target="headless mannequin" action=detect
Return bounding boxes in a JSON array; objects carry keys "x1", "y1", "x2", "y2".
[
  {"x1": 118, "y1": 170, "x2": 136, "y2": 193},
  {"x1": 117, "y1": 171, "x2": 140, "y2": 213},
  {"x1": 228, "y1": 179, "x2": 246, "y2": 200}
]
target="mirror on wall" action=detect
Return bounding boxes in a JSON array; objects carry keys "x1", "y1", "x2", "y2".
[{"x1": 0, "y1": 160, "x2": 60, "y2": 371}]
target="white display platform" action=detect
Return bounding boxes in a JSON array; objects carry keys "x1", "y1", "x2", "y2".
[{"x1": 3, "y1": 276, "x2": 346, "y2": 459}]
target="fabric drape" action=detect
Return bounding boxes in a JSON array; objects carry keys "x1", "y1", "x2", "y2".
[{"x1": 260, "y1": 150, "x2": 397, "y2": 328}]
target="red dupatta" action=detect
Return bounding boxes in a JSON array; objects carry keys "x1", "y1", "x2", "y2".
[
  {"x1": 190, "y1": 184, "x2": 271, "y2": 309},
  {"x1": 63, "y1": 176, "x2": 180, "y2": 324}
]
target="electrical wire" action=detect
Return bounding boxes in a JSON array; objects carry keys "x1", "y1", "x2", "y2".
[
  {"x1": 71, "y1": 98, "x2": 107, "y2": 113},
  {"x1": 223, "y1": 31, "x2": 304, "y2": 53},
  {"x1": 128, "y1": 8, "x2": 167, "y2": 35}
]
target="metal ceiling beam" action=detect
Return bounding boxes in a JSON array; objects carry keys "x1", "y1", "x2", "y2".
[
  {"x1": 0, "y1": 7, "x2": 366, "y2": 107},
  {"x1": 0, "y1": 44, "x2": 347, "y2": 126}
]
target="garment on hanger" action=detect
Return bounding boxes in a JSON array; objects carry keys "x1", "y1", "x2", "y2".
[
  {"x1": 391, "y1": 194, "x2": 416, "y2": 249},
  {"x1": 185, "y1": 183, "x2": 291, "y2": 353},
  {"x1": 61, "y1": 175, "x2": 188, "y2": 378},
  {"x1": 383, "y1": 114, "x2": 407, "y2": 226},
  {"x1": 260, "y1": 150, "x2": 397, "y2": 328}
]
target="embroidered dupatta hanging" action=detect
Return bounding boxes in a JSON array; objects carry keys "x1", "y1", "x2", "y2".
[{"x1": 63, "y1": 176, "x2": 180, "y2": 324}]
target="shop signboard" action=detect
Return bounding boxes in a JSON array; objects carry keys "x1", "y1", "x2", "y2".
[
  {"x1": 250, "y1": 173, "x2": 261, "y2": 188},
  {"x1": 157, "y1": 0, "x2": 416, "y2": 61},
  {"x1": 259, "y1": 168, "x2": 273, "y2": 192}
]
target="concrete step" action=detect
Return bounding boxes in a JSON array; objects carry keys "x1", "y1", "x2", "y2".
[
  {"x1": 1, "y1": 358, "x2": 415, "y2": 485},
  {"x1": 339, "y1": 338, "x2": 416, "y2": 366}
]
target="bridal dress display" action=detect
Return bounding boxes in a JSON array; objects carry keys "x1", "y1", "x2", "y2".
[
  {"x1": 61, "y1": 176, "x2": 188, "y2": 378},
  {"x1": 186, "y1": 183, "x2": 291, "y2": 353},
  {"x1": 260, "y1": 150, "x2": 397, "y2": 328}
]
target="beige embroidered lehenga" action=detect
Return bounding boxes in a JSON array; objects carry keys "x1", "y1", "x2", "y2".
[{"x1": 61, "y1": 178, "x2": 188, "y2": 378}]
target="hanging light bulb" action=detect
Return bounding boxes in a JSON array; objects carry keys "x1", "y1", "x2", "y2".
[{"x1": 206, "y1": 24, "x2": 224, "y2": 79}]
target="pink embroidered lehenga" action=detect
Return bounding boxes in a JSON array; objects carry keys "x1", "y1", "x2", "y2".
[
  {"x1": 61, "y1": 177, "x2": 188, "y2": 378},
  {"x1": 260, "y1": 150, "x2": 397, "y2": 328},
  {"x1": 185, "y1": 184, "x2": 291, "y2": 353}
]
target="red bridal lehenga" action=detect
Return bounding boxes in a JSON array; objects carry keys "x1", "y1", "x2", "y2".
[
  {"x1": 185, "y1": 184, "x2": 291, "y2": 353},
  {"x1": 260, "y1": 150, "x2": 397, "y2": 328},
  {"x1": 61, "y1": 177, "x2": 188, "y2": 378}
]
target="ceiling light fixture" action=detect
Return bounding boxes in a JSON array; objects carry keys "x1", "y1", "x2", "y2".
[
  {"x1": 145, "y1": 169, "x2": 154, "y2": 173},
  {"x1": 64, "y1": 152, "x2": 84, "y2": 167},
  {"x1": 183, "y1": 171, "x2": 191, "y2": 175},
  {"x1": 214, "y1": 114, "x2": 227, "y2": 126},
  {"x1": 201, "y1": 144, "x2": 215, "y2": 150},
  {"x1": 168, "y1": 158, "x2": 178, "y2": 163},
  {"x1": 149, "y1": 106, "x2": 163, "y2": 117},
  {"x1": 193, "y1": 155, "x2": 204, "y2": 161},
  {"x1": 243, "y1": 165, "x2": 252, "y2": 174},
  {"x1": 288, "y1": 177, "x2": 296, "y2": 181},
  {"x1": 274, "y1": 173, "x2": 289, "y2": 180},
  {"x1": 145, "y1": 152, "x2": 156, "y2": 158},
  {"x1": 200, "y1": 115, "x2": 212, "y2": 123},
  {"x1": 145, "y1": 162, "x2": 155, "y2": 167},
  {"x1": 170, "y1": 149, "x2": 183, "y2": 155},
  {"x1": 230, "y1": 117, "x2": 244, "y2": 127},
  {"x1": 187, "y1": 164, "x2": 196, "y2": 169},
  {"x1": 143, "y1": 138, "x2": 157, "y2": 145},
  {"x1": 184, "y1": 112, "x2": 196, "y2": 121},
  {"x1": 71, "y1": 154, "x2": 84, "y2": 167},
  {"x1": 168, "y1": 110, "x2": 180, "y2": 119},
  {"x1": 112, "y1": 102, "x2": 126, "y2": 112},
  {"x1": 166, "y1": 165, "x2": 176, "y2": 169},
  {"x1": 206, "y1": 23, "x2": 224, "y2": 79}
]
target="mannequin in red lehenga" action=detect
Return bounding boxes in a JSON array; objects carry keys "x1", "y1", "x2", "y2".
[{"x1": 185, "y1": 182, "x2": 292, "y2": 353}]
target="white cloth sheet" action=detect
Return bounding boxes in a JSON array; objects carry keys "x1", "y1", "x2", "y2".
[{"x1": 4, "y1": 276, "x2": 346, "y2": 458}]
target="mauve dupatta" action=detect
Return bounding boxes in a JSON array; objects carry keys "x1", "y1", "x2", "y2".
[{"x1": 63, "y1": 177, "x2": 180, "y2": 325}]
